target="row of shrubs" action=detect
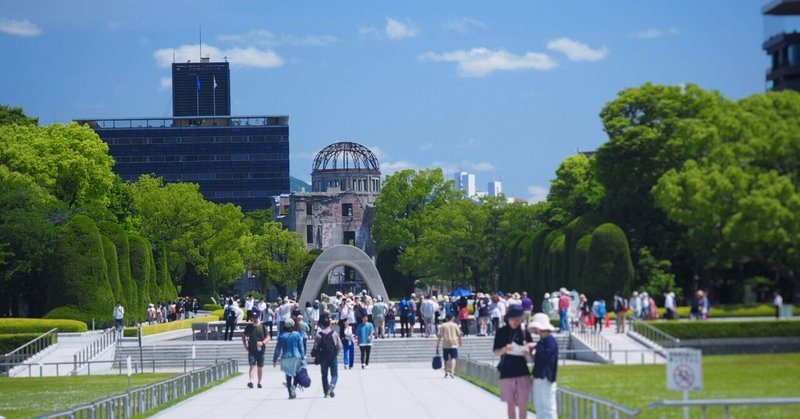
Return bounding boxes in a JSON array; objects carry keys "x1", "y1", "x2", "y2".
[
  {"x1": 0, "y1": 318, "x2": 88, "y2": 334},
  {"x1": 0, "y1": 333, "x2": 44, "y2": 353},
  {"x1": 122, "y1": 315, "x2": 219, "y2": 337},
  {"x1": 203, "y1": 304, "x2": 223, "y2": 311},
  {"x1": 642, "y1": 319, "x2": 800, "y2": 340}
]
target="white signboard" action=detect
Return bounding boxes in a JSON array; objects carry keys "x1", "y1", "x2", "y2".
[{"x1": 666, "y1": 349, "x2": 702, "y2": 391}]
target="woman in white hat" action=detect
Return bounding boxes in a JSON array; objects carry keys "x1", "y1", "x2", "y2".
[{"x1": 530, "y1": 312, "x2": 559, "y2": 419}]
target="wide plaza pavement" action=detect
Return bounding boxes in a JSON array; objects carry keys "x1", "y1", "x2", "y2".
[{"x1": 152, "y1": 362, "x2": 536, "y2": 419}]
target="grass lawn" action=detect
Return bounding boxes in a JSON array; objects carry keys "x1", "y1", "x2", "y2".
[
  {"x1": 559, "y1": 353, "x2": 800, "y2": 418},
  {"x1": 0, "y1": 373, "x2": 176, "y2": 418}
]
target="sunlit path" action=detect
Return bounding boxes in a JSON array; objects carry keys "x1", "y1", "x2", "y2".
[{"x1": 152, "y1": 363, "x2": 535, "y2": 419}]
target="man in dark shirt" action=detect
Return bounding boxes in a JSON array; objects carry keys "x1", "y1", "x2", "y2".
[
  {"x1": 492, "y1": 305, "x2": 534, "y2": 419},
  {"x1": 520, "y1": 292, "x2": 533, "y2": 322},
  {"x1": 242, "y1": 309, "x2": 270, "y2": 389},
  {"x1": 530, "y1": 312, "x2": 558, "y2": 419}
]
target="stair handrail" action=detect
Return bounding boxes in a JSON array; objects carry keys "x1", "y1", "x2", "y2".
[
  {"x1": 72, "y1": 327, "x2": 117, "y2": 373},
  {"x1": 2, "y1": 328, "x2": 59, "y2": 374},
  {"x1": 628, "y1": 318, "x2": 680, "y2": 350},
  {"x1": 571, "y1": 329, "x2": 613, "y2": 360}
]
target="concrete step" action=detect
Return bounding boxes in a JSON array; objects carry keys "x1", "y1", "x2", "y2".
[{"x1": 114, "y1": 333, "x2": 571, "y2": 366}]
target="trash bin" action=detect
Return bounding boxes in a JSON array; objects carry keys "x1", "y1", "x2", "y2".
[{"x1": 780, "y1": 304, "x2": 794, "y2": 318}]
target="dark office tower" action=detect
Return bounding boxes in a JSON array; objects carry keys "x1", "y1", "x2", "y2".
[
  {"x1": 76, "y1": 116, "x2": 290, "y2": 212},
  {"x1": 172, "y1": 58, "x2": 231, "y2": 117},
  {"x1": 763, "y1": 0, "x2": 800, "y2": 91}
]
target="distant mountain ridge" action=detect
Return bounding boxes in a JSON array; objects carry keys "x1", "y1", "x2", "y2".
[{"x1": 290, "y1": 176, "x2": 311, "y2": 192}]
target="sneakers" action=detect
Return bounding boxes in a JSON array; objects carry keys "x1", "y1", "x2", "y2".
[
  {"x1": 288, "y1": 386, "x2": 296, "y2": 399},
  {"x1": 329, "y1": 385, "x2": 335, "y2": 398},
  {"x1": 257, "y1": 383, "x2": 262, "y2": 389},
  {"x1": 247, "y1": 382, "x2": 253, "y2": 389},
  {"x1": 361, "y1": 364, "x2": 365, "y2": 369}
]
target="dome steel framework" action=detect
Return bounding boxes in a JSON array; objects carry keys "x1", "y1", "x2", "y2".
[{"x1": 312, "y1": 142, "x2": 380, "y2": 172}]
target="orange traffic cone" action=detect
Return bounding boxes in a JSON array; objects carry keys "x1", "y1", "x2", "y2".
[{"x1": 605, "y1": 314, "x2": 611, "y2": 328}]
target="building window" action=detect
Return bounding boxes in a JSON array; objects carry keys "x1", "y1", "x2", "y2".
[
  {"x1": 343, "y1": 231, "x2": 355, "y2": 246},
  {"x1": 306, "y1": 225, "x2": 314, "y2": 243},
  {"x1": 306, "y1": 202, "x2": 313, "y2": 216},
  {"x1": 342, "y1": 203, "x2": 353, "y2": 217}
]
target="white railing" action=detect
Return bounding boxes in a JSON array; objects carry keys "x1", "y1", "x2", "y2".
[
  {"x1": 649, "y1": 397, "x2": 800, "y2": 419},
  {"x1": 37, "y1": 359, "x2": 239, "y2": 419},
  {"x1": 0, "y1": 357, "x2": 235, "y2": 377},
  {"x1": 628, "y1": 318, "x2": 680, "y2": 354},
  {"x1": 571, "y1": 330, "x2": 613, "y2": 361},
  {"x1": 1, "y1": 328, "x2": 58, "y2": 376},
  {"x1": 72, "y1": 328, "x2": 117, "y2": 374},
  {"x1": 457, "y1": 356, "x2": 640, "y2": 418}
]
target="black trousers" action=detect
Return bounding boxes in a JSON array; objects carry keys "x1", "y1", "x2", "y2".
[
  {"x1": 224, "y1": 321, "x2": 236, "y2": 340},
  {"x1": 400, "y1": 317, "x2": 409, "y2": 337},
  {"x1": 359, "y1": 345, "x2": 371, "y2": 366}
]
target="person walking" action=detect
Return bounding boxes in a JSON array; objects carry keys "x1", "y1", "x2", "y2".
[
  {"x1": 436, "y1": 313, "x2": 462, "y2": 378},
  {"x1": 242, "y1": 309, "x2": 270, "y2": 389},
  {"x1": 373, "y1": 296, "x2": 388, "y2": 339},
  {"x1": 521, "y1": 291, "x2": 533, "y2": 322},
  {"x1": 272, "y1": 318, "x2": 305, "y2": 399},
  {"x1": 578, "y1": 294, "x2": 589, "y2": 332},
  {"x1": 558, "y1": 288, "x2": 570, "y2": 332},
  {"x1": 613, "y1": 292, "x2": 627, "y2": 333},
  {"x1": 630, "y1": 291, "x2": 642, "y2": 320},
  {"x1": 407, "y1": 294, "x2": 417, "y2": 338},
  {"x1": 664, "y1": 292, "x2": 676, "y2": 320},
  {"x1": 223, "y1": 299, "x2": 238, "y2": 341},
  {"x1": 458, "y1": 303, "x2": 470, "y2": 337},
  {"x1": 355, "y1": 313, "x2": 375, "y2": 369},
  {"x1": 341, "y1": 318, "x2": 355, "y2": 369},
  {"x1": 530, "y1": 312, "x2": 559, "y2": 419},
  {"x1": 421, "y1": 295, "x2": 436, "y2": 338},
  {"x1": 386, "y1": 301, "x2": 397, "y2": 338},
  {"x1": 398, "y1": 296, "x2": 409, "y2": 338},
  {"x1": 492, "y1": 305, "x2": 533, "y2": 419},
  {"x1": 774, "y1": 290, "x2": 783, "y2": 319},
  {"x1": 591, "y1": 298, "x2": 604, "y2": 333},
  {"x1": 113, "y1": 302, "x2": 125, "y2": 337},
  {"x1": 312, "y1": 316, "x2": 342, "y2": 398}
]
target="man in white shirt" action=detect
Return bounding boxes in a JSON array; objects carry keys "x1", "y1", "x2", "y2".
[
  {"x1": 113, "y1": 302, "x2": 124, "y2": 331},
  {"x1": 244, "y1": 295, "x2": 255, "y2": 320},
  {"x1": 774, "y1": 291, "x2": 783, "y2": 319}
]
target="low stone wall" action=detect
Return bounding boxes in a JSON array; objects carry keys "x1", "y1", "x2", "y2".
[{"x1": 679, "y1": 337, "x2": 800, "y2": 355}]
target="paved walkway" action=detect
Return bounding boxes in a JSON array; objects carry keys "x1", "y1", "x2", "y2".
[{"x1": 153, "y1": 363, "x2": 535, "y2": 419}]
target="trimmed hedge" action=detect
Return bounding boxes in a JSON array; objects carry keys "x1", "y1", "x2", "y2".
[
  {"x1": 0, "y1": 318, "x2": 88, "y2": 334},
  {"x1": 204, "y1": 304, "x2": 223, "y2": 311},
  {"x1": 123, "y1": 315, "x2": 218, "y2": 337},
  {"x1": 0, "y1": 333, "x2": 43, "y2": 353},
  {"x1": 645, "y1": 319, "x2": 800, "y2": 340},
  {"x1": 98, "y1": 222, "x2": 138, "y2": 320},
  {"x1": 100, "y1": 235, "x2": 124, "y2": 305},
  {"x1": 210, "y1": 309, "x2": 224, "y2": 320},
  {"x1": 47, "y1": 215, "x2": 115, "y2": 326},
  {"x1": 583, "y1": 223, "x2": 634, "y2": 300}
]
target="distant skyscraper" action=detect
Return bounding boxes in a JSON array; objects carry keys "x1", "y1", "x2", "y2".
[
  {"x1": 763, "y1": 0, "x2": 800, "y2": 91},
  {"x1": 455, "y1": 171, "x2": 476, "y2": 197},
  {"x1": 172, "y1": 58, "x2": 231, "y2": 117},
  {"x1": 488, "y1": 181, "x2": 502, "y2": 197}
]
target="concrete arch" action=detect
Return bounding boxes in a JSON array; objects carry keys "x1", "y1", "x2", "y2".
[{"x1": 299, "y1": 245, "x2": 388, "y2": 308}]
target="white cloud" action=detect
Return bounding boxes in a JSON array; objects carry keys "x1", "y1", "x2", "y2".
[
  {"x1": 217, "y1": 30, "x2": 338, "y2": 47},
  {"x1": 419, "y1": 47, "x2": 557, "y2": 77},
  {"x1": 418, "y1": 142, "x2": 433, "y2": 151},
  {"x1": 527, "y1": 186, "x2": 549, "y2": 204},
  {"x1": 153, "y1": 44, "x2": 283, "y2": 69},
  {"x1": 431, "y1": 160, "x2": 495, "y2": 175},
  {"x1": 385, "y1": 18, "x2": 419, "y2": 40},
  {"x1": 367, "y1": 145, "x2": 389, "y2": 161},
  {"x1": 0, "y1": 17, "x2": 42, "y2": 37},
  {"x1": 445, "y1": 17, "x2": 486, "y2": 34},
  {"x1": 159, "y1": 77, "x2": 171, "y2": 91},
  {"x1": 359, "y1": 26, "x2": 380, "y2": 37},
  {"x1": 630, "y1": 27, "x2": 679, "y2": 39},
  {"x1": 381, "y1": 160, "x2": 418, "y2": 174},
  {"x1": 546, "y1": 38, "x2": 608, "y2": 62}
]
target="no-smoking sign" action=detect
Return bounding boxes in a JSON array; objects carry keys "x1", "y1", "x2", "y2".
[{"x1": 666, "y1": 349, "x2": 703, "y2": 391}]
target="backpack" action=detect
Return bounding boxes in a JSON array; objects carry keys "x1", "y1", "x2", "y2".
[
  {"x1": 398, "y1": 300, "x2": 408, "y2": 315},
  {"x1": 224, "y1": 307, "x2": 236, "y2": 323},
  {"x1": 296, "y1": 366, "x2": 311, "y2": 388}
]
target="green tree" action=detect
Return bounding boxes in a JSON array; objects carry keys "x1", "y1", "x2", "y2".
[
  {"x1": 547, "y1": 154, "x2": 605, "y2": 226},
  {"x1": 0, "y1": 105, "x2": 38, "y2": 126},
  {"x1": 0, "y1": 167, "x2": 61, "y2": 316},
  {"x1": 242, "y1": 221, "x2": 312, "y2": 294},
  {"x1": 373, "y1": 168, "x2": 459, "y2": 293},
  {"x1": 0, "y1": 123, "x2": 115, "y2": 209}
]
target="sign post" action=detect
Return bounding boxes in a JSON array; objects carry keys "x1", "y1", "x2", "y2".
[
  {"x1": 126, "y1": 355, "x2": 132, "y2": 391},
  {"x1": 666, "y1": 348, "x2": 702, "y2": 419}
]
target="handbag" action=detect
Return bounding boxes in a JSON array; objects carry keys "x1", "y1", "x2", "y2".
[
  {"x1": 432, "y1": 349, "x2": 443, "y2": 370},
  {"x1": 296, "y1": 366, "x2": 311, "y2": 388}
]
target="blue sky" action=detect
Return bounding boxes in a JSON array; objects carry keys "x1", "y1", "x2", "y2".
[{"x1": 0, "y1": 1, "x2": 768, "y2": 201}]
